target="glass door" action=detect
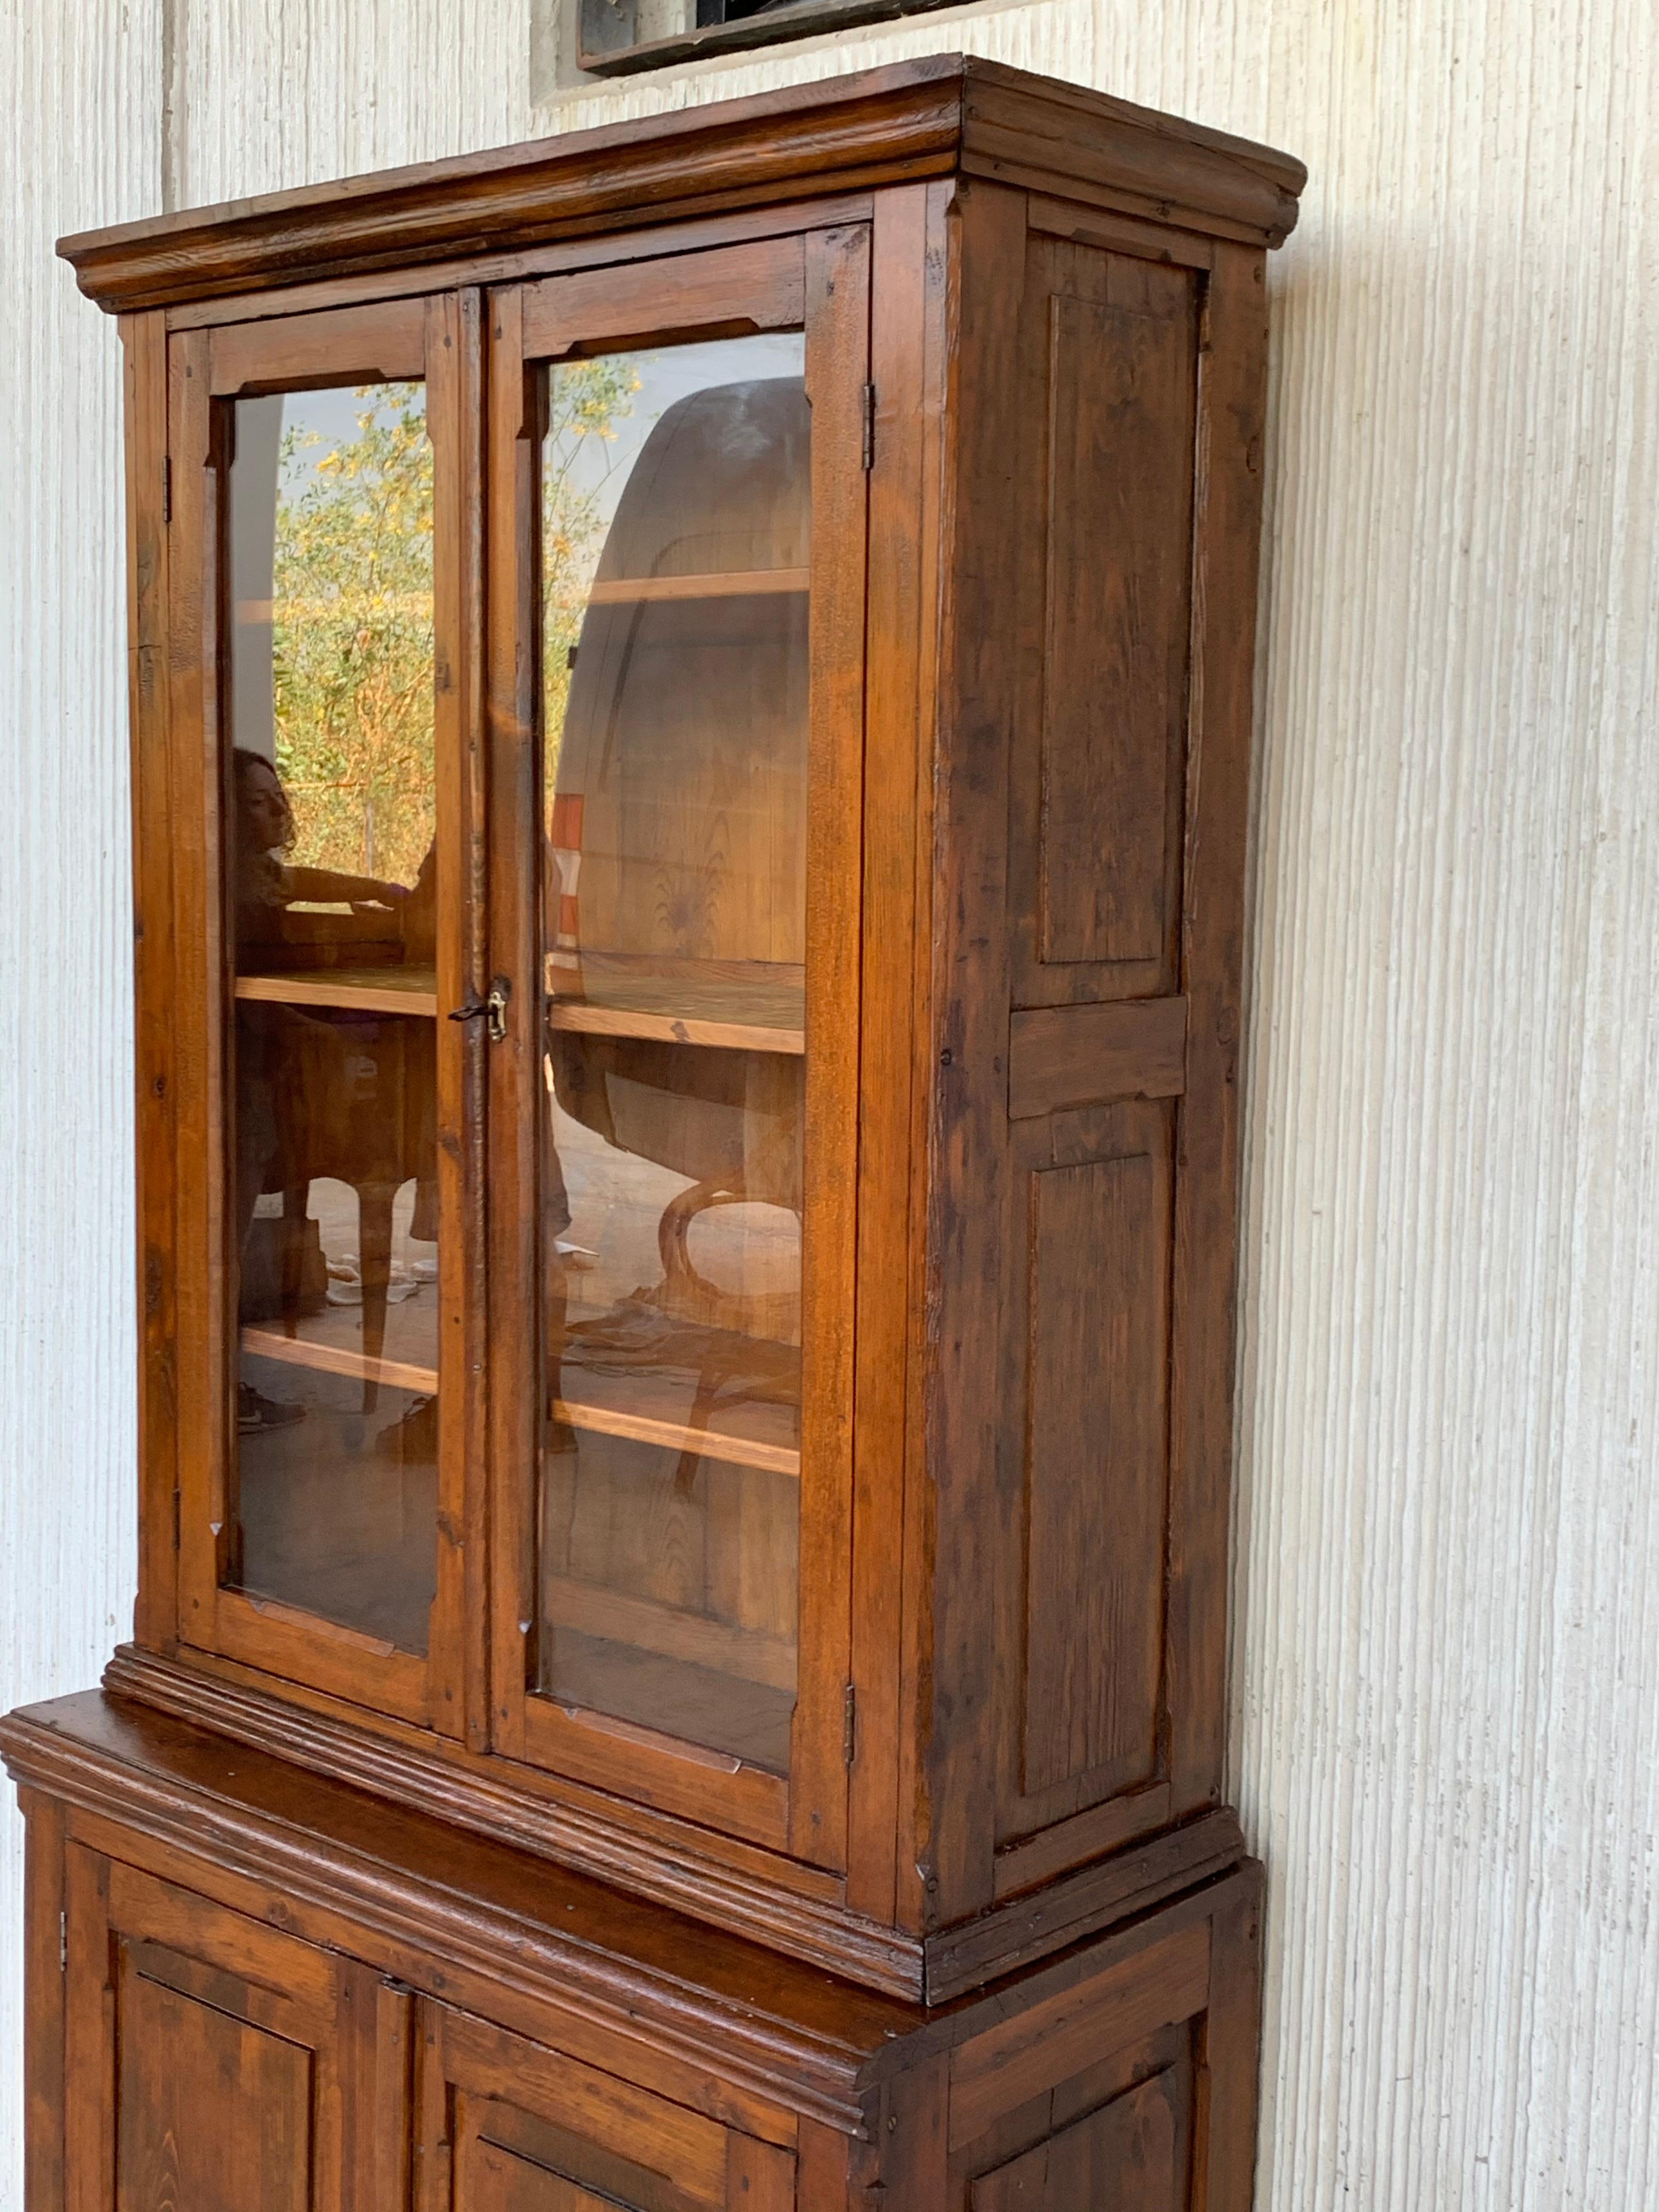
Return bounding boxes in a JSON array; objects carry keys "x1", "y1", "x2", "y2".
[
  {"x1": 169, "y1": 296, "x2": 477, "y2": 1730},
  {"x1": 487, "y1": 232, "x2": 869, "y2": 1861}
]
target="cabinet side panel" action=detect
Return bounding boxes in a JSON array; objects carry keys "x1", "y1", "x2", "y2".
[
  {"x1": 945, "y1": 1881, "x2": 1265, "y2": 2212},
  {"x1": 981, "y1": 218, "x2": 1267, "y2": 1876},
  {"x1": 927, "y1": 195, "x2": 1222, "y2": 1919},
  {"x1": 998, "y1": 1080, "x2": 1177, "y2": 1848},
  {"x1": 1021, "y1": 1131, "x2": 1171, "y2": 1800},
  {"x1": 1039, "y1": 284, "x2": 1195, "y2": 976},
  {"x1": 1012, "y1": 240, "x2": 1198, "y2": 1008},
  {"x1": 1191, "y1": 1865, "x2": 1265, "y2": 2211},
  {"x1": 971, "y1": 2070, "x2": 1182, "y2": 2211},
  {"x1": 1165, "y1": 245, "x2": 1271, "y2": 1815}
]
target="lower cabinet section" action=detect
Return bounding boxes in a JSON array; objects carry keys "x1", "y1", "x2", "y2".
[{"x1": 5, "y1": 1694, "x2": 1263, "y2": 2212}]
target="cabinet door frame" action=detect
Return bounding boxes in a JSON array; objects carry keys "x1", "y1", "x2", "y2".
[
  {"x1": 483, "y1": 228, "x2": 870, "y2": 1864},
  {"x1": 166, "y1": 294, "x2": 483, "y2": 1735},
  {"x1": 413, "y1": 1998, "x2": 795, "y2": 2212},
  {"x1": 61, "y1": 1846, "x2": 397, "y2": 2212}
]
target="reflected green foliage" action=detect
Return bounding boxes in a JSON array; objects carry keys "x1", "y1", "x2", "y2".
[
  {"x1": 543, "y1": 357, "x2": 639, "y2": 804},
  {"x1": 268, "y1": 365, "x2": 636, "y2": 883},
  {"x1": 272, "y1": 383, "x2": 436, "y2": 885}
]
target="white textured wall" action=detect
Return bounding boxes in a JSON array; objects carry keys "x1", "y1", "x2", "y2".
[
  {"x1": 0, "y1": 0, "x2": 157, "y2": 2196},
  {"x1": 4, "y1": 1, "x2": 1657, "y2": 2207}
]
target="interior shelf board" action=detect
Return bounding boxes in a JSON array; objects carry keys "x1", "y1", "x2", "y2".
[
  {"x1": 241, "y1": 1327, "x2": 437, "y2": 1396},
  {"x1": 546, "y1": 1001, "x2": 804, "y2": 1054},
  {"x1": 545, "y1": 951, "x2": 805, "y2": 1052},
  {"x1": 583, "y1": 566, "x2": 809, "y2": 606},
  {"x1": 550, "y1": 1392, "x2": 800, "y2": 1477},
  {"x1": 236, "y1": 967, "x2": 438, "y2": 1017},
  {"x1": 241, "y1": 1325, "x2": 800, "y2": 1476},
  {"x1": 543, "y1": 1575, "x2": 797, "y2": 1694}
]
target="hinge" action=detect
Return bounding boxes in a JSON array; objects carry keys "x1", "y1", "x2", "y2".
[
  {"x1": 161, "y1": 456, "x2": 172, "y2": 523},
  {"x1": 843, "y1": 1683, "x2": 857, "y2": 1768},
  {"x1": 861, "y1": 383, "x2": 876, "y2": 471},
  {"x1": 60, "y1": 1909, "x2": 67, "y2": 1972}
]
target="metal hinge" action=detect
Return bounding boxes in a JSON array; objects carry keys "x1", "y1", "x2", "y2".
[
  {"x1": 843, "y1": 1683, "x2": 857, "y2": 1768},
  {"x1": 861, "y1": 383, "x2": 876, "y2": 471},
  {"x1": 161, "y1": 456, "x2": 172, "y2": 523},
  {"x1": 60, "y1": 1909, "x2": 67, "y2": 1972}
]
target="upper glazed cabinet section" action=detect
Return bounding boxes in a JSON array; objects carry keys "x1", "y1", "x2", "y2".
[
  {"x1": 158, "y1": 234, "x2": 867, "y2": 1867},
  {"x1": 81, "y1": 61, "x2": 1302, "y2": 2001}
]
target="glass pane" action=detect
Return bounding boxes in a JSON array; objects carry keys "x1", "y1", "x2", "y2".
[
  {"x1": 537, "y1": 336, "x2": 809, "y2": 1771},
  {"x1": 224, "y1": 382, "x2": 440, "y2": 1656}
]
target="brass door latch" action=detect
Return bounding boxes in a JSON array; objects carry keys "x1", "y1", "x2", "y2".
[{"x1": 449, "y1": 977, "x2": 511, "y2": 1043}]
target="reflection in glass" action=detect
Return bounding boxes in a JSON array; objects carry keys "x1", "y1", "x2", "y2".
[
  {"x1": 224, "y1": 383, "x2": 440, "y2": 1655},
  {"x1": 538, "y1": 337, "x2": 809, "y2": 1771}
]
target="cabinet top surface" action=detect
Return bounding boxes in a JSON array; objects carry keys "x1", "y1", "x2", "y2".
[
  {"x1": 60, "y1": 54, "x2": 1306, "y2": 314},
  {"x1": 2, "y1": 1689, "x2": 916, "y2": 2055}
]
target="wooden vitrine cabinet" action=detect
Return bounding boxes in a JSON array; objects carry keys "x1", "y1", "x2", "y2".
[{"x1": 13, "y1": 41, "x2": 1302, "y2": 2089}]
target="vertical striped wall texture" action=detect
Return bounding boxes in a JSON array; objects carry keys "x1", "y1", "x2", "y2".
[
  {"x1": 3, "y1": 1, "x2": 1656, "y2": 2205},
  {"x1": 0, "y1": 0, "x2": 157, "y2": 2195}
]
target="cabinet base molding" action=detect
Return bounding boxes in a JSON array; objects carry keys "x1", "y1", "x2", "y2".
[
  {"x1": 101, "y1": 1645, "x2": 1245, "y2": 2002},
  {"x1": 3, "y1": 1689, "x2": 1265, "y2": 2211}
]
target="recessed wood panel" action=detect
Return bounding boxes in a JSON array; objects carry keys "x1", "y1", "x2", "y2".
[
  {"x1": 1022, "y1": 1141, "x2": 1170, "y2": 1799},
  {"x1": 1009, "y1": 235, "x2": 1199, "y2": 1012},
  {"x1": 970, "y1": 2069, "x2": 1182, "y2": 2210},
  {"x1": 420, "y1": 2006, "x2": 730, "y2": 2212},
  {"x1": 949, "y1": 1920, "x2": 1207, "y2": 2151},
  {"x1": 1039, "y1": 281, "x2": 1196, "y2": 970},
  {"x1": 458, "y1": 2134, "x2": 619, "y2": 2212},
  {"x1": 116, "y1": 1965, "x2": 314, "y2": 2212}
]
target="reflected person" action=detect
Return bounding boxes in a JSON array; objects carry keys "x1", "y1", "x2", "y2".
[{"x1": 232, "y1": 747, "x2": 412, "y2": 1434}]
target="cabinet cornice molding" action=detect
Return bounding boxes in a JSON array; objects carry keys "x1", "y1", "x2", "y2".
[{"x1": 58, "y1": 57, "x2": 1305, "y2": 314}]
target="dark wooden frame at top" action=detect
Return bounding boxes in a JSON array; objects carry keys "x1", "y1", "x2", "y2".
[
  {"x1": 575, "y1": 0, "x2": 969, "y2": 83},
  {"x1": 74, "y1": 55, "x2": 1305, "y2": 2004}
]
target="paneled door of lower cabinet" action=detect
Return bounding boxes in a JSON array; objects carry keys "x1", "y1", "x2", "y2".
[
  {"x1": 61, "y1": 1849, "x2": 408, "y2": 2212},
  {"x1": 413, "y1": 2001, "x2": 795, "y2": 2212},
  {"x1": 483, "y1": 228, "x2": 870, "y2": 1865},
  {"x1": 165, "y1": 294, "x2": 481, "y2": 1735}
]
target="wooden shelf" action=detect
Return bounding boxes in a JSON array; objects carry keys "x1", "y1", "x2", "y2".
[
  {"x1": 241, "y1": 1324, "x2": 800, "y2": 1478},
  {"x1": 584, "y1": 566, "x2": 808, "y2": 606},
  {"x1": 549, "y1": 1391, "x2": 799, "y2": 1478},
  {"x1": 236, "y1": 967, "x2": 438, "y2": 1017},
  {"x1": 545, "y1": 951, "x2": 805, "y2": 1056},
  {"x1": 242, "y1": 1327, "x2": 437, "y2": 1396},
  {"x1": 543, "y1": 1576, "x2": 796, "y2": 1694},
  {"x1": 546, "y1": 1002, "x2": 802, "y2": 1054}
]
